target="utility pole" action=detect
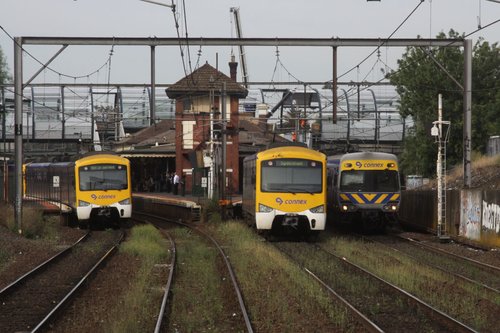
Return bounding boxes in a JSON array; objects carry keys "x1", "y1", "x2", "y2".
[
  {"x1": 431, "y1": 94, "x2": 450, "y2": 241},
  {"x1": 14, "y1": 37, "x2": 23, "y2": 234},
  {"x1": 221, "y1": 82, "x2": 227, "y2": 208},
  {"x1": 302, "y1": 84, "x2": 307, "y2": 143},
  {"x1": 463, "y1": 39, "x2": 472, "y2": 188},
  {"x1": 208, "y1": 76, "x2": 215, "y2": 200}
]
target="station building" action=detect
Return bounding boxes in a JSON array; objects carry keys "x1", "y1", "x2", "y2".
[{"x1": 116, "y1": 60, "x2": 287, "y2": 197}]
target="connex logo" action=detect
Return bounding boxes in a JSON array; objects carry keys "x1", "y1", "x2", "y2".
[
  {"x1": 356, "y1": 161, "x2": 362, "y2": 168},
  {"x1": 276, "y1": 197, "x2": 283, "y2": 205},
  {"x1": 91, "y1": 194, "x2": 97, "y2": 200}
]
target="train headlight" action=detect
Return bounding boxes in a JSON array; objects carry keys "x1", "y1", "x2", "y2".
[
  {"x1": 310, "y1": 205, "x2": 324, "y2": 213},
  {"x1": 78, "y1": 200, "x2": 90, "y2": 207},
  {"x1": 119, "y1": 198, "x2": 131, "y2": 205},
  {"x1": 341, "y1": 204, "x2": 349, "y2": 212},
  {"x1": 383, "y1": 203, "x2": 399, "y2": 212},
  {"x1": 259, "y1": 203, "x2": 273, "y2": 213}
]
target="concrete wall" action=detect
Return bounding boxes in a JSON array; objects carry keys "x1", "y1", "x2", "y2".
[{"x1": 400, "y1": 189, "x2": 500, "y2": 248}]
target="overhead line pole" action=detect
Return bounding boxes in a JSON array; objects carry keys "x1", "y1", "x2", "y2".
[
  {"x1": 14, "y1": 37, "x2": 23, "y2": 234},
  {"x1": 150, "y1": 45, "x2": 156, "y2": 126},
  {"x1": 463, "y1": 39, "x2": 472, "y2": 188},
  {"x1": 332, "y1": 47, "x2": 338, "y2": 124}
]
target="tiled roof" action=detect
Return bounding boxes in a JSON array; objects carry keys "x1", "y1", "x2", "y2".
[
  {"x1": 117, "y1": 117, "x2": 290, "y2": 155},
  {"x1": 166, "y1": 62, "x2": 248, "y2": 99},
  {"x1": 118, "y1": 119, "x2": 176, "y2": 147},
  {"x1": 238, "y1": 116, "x2": 289, "y2": 153}
]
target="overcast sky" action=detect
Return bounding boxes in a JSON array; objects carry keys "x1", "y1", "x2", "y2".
[{"x1": 1, "y1": 0, "x2": 499, "y2": 85}]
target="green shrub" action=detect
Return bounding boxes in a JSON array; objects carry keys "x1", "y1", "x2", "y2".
[{"x1": 0, "y1": 203, "x2": 58, "y2": 239}]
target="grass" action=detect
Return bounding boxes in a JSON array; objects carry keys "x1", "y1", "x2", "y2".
[
  {"x1": 446, "y1": 153, "x2": 500, "y2": 182},
  {"x1": 208, "y1": 221, "x2": 360, "y2": 332},
  {"x1": 104, "y1": 224, "x2": 170, "y2": 333},
  {"x1": 166, "y1": 227, "x2": 231, "y2": 332},
  {"x1": 323, "y1": 236, "x2": 498, "y2": 331},
  {"x1": 0, "y1": 203, "x2": 60, "y2": 240}
]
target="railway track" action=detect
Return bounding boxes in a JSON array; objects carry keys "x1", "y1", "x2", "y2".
[
  {"x1": 0, "y1": 230, "x2": 123, "y2": 332},
  {"x1": 363, "y1": 233, "x2": 500, "y2": 294},
  {"x1": 273, "y1": 241, "x2": 478, "y2": 333},
  {"x1": 134, "y1": 211, "x2": 253, "y2": 333},
  {"x1": 143, "y1": 218, "x2": 177, "y2": 333}
]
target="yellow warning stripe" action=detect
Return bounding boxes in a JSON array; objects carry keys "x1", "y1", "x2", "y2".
[
  {"x1": 376, "y1": 193, "x2": 388, "y2": 204},
  {"x1": 351, "y1": 193, "x2": 365, "y2": 204},
  {"x1": 389, "y1": 193, "x2": 400, "y2": 201}
]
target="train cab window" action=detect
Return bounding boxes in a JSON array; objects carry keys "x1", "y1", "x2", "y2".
[
  {"x1": 375, "y1": 170, "x2": 400, "y2": 192},
  {"x1": 261, "y1": 158, "x2": 322, "y2": 193},
  {"x1": 340, "y1": 171, "x2": 364, "y2": 192},
  {"x1": 79, "y1": 164, "x2": 128, "y2": 191},
  {"x1": 340, "y1": 170, "x2": 399, "y2": 192}
]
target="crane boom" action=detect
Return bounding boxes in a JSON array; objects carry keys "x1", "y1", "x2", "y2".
[{"x1": 230, "y1": 7, "x2": 249, "y2": 87}]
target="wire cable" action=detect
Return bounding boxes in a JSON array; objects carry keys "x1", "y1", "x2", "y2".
[
  {"x1": 337, "y1": 0, "x2": 426, "y2": 80},
  {"x1": 0, "y1": 25, "x2": 115, "y2": 82}
]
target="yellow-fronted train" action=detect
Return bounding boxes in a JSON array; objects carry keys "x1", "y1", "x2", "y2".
[
  {"x1": 327, "y1": 151, "x2": 401, "y2": 232},
  {"x1": 242, "y1": 144, "x2": 327, "y2": 237},
  {"x1": 24, "y1": 152, "x2": 132, "y2": 228}
]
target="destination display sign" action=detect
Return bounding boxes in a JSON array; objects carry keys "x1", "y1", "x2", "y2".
[
  {"x1": 264, "y1": 159, "x2": 321, "y2": 168},
  {"x1": 82, "y1": 164, "x2": 123, "y2": 171}
]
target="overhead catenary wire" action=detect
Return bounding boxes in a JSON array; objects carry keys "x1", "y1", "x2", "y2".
[
  {"x1": 337, "y1": 0, "x2": 426, "y2": 80},
  {"x1": 0, "y1": 25, "x2": 115, "y2": 82}
]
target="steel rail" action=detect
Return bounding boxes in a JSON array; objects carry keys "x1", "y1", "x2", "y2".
[
  {"x1": 271, "y1": 242, "x2": 383, "y2": 332},
  {"x1": 399, "y1": 235, "x2": 500, "y2": 273},
  {"x1": 304, "y1": 268, "x2": 384, "y2": 333},
  {"x1": 0, "y1": 232, "x2": 89, "y2": 296},
  {"x1": 31, "y1": 231, "x2": 125, "y2": 332},
  {"x1": 361, "y1": 234, "x2": 500, "y2": 295},
  {"x1": 134, "y1": 211, "x2": 254, "y2": 333},
  {"x1": 152, "y1": 223, "x2": 177, "y2": 333},
  {"x1": 318, "y1": 245, "x2": 478, "y2": 333}
]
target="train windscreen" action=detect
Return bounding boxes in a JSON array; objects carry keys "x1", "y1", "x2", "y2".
[
  {"x1": 261, "y1": 159, "x2": 322, "y2": 193},
  {"x1": 340, "y1": 170, "x2": 399, "y2": 192},
  {"x1": 79, "y1": 164, "x2": 128, "y2": 191}
]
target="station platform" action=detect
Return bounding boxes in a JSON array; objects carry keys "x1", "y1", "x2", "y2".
[
  {"x1": 24, "y1": 197, "x2": 72, "y2": 215},
  {"x1": 133, "y1": 192, "x2": 242, "y2": 209},
  {"x1": 133, "y1": 192, "x2": 203, "y2": 209}
]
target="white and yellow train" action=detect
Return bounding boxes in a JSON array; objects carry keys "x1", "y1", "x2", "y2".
[
  {"x1": 24, "y1": 152, "x2": 132, "y2": 227},
  {"x1": 242, "y1": 144, "x2": 327, "y2": 235},
  {"x1": 327, "y1": 151, "x2": 400, "y2": 230}
]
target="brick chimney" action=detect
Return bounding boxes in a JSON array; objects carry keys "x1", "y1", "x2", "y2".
[{"x1": 229, "y1": 54, "x2": 238, "y2": 82}]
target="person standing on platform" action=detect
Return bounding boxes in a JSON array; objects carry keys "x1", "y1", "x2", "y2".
[{"x1": 173, "y1": 172, "x2": 180, "y2": 195}]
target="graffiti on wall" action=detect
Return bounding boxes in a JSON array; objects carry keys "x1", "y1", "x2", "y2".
[
  {"x1": 460, "y1": 190, "x2": 482, "y2": 240},
  {"x1": 482, "y1": 200, "x2": 500, "y2": 235}
]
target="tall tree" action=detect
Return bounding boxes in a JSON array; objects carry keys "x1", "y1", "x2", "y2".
[
  {"x1": 471, "y1": 39, "x2": 500, "y2": 153},
  {"x1": 389, "y1": 30, "x2": 500, "y2": 177},
  {"x1": 0, "y1": 45, "x2": 11, "y2": 84}
]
